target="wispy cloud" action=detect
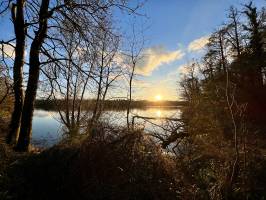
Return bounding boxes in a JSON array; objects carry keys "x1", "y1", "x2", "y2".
[
  {"x1": 188, "y1": 36, "x2": 209, "y2": 52},
  {"x1": 135, "y1": 45, "x2": 185, "y2": 76}
]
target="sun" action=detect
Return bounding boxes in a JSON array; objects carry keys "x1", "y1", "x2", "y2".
[{"x1": 155, "y1": 95, "x2": 162, "y2": 101}]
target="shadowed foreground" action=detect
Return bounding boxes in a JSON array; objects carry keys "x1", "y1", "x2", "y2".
[{"x1": 1, "y1": 129, "x2": 184, "y2": 200}]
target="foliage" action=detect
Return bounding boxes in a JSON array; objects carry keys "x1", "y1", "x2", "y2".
[{"x1": 176, "y1": 2, "x2": 266, "y2": 199}]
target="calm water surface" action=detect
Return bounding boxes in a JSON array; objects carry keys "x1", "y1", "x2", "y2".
[{"x1": 32, "y1": 107, "x2": 181, "y2": 148}]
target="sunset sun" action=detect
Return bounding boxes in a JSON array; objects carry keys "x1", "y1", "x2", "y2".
[{"x1": 155, "y1": 95, "x2": 162, "y2": 101}]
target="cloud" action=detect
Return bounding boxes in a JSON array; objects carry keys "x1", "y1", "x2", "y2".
[
  {"x1": 188, "y1": 36, "x2": 209, "y2": 52},
  {"x1": 135, "y1": 45, "x2": 185, "y2": 76},
  {"x1": 1, "y1": 43, "x2": 15, "y2": 59}
]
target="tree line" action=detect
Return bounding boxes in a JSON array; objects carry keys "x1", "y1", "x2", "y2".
[
  {"x1": 176, "y1": 2, "x2": 266, "y2": 198},
  {"x1": 181, "y1": 3, "x2": 266, "y2": 125}
]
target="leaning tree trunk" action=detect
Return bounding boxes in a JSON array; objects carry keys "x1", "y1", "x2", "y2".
[
  {"x1": 6, "y1": 0, "x2": 26, "y2": 144},
  {"x1": 16, "y1": 0, "x2": 50, "y2": 152}
]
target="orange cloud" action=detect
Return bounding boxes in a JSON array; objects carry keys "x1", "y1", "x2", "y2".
[{"x1": 188, "y1": 36, "x2": 209, "y2": 52}]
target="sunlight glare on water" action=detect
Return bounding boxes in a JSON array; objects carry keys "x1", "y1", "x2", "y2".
[
  {"x1": 32, "y1": 107, "x2": 181, "y2": 148},
  {"x1": 156, "y1": 110, "x2": 161, "y2": 117}
]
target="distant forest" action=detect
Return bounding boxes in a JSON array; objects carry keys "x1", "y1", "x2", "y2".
[{"x1": 35, "y1": 99, "x2": 186, "y2": 110}]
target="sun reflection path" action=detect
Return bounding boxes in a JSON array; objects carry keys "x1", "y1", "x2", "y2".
[{"x1": 156, "y1": 110, "x2": 162, "y2": 118}]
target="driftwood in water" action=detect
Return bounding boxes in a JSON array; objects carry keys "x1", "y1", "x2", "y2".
[{"x1": 132, "y1": 115, "x2": 187, "y2": 148}]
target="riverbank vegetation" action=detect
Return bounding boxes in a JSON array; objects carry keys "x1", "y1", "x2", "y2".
[
  {"x1": 0, "y1": 0, "x2": 266, "y2": 199},
  {"x1": 0, "y1": 128, "x2": 184, "y2": 200},
  {"x1": 177, "y1": 2, "x2": 266, "y2": 199}
]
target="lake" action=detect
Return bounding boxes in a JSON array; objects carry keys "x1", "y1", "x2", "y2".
[{"x1": 31, "y1": 107, "x2": 182, "y2": 148}]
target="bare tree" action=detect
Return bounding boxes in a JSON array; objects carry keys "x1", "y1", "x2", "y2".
[
  {"x1": 226, "y1": 6, "x2": 243, "y2": 57},
  {"x1": 18, "y1": 0, "x2": 139, "y2": 151},
  {"x1": 16, "y1": 0, "x2": 50, "y2": 151},
  {"x1": 1, "y1": 0, "x2": 143, "y2": 151},
  {"x1": 90, "y1": 19, "x2": 121, "y2": 127},
  {"x1": 179, "y1": 62, "x2": 201, "y2": 104},
  {"x1": 1, "y1": 0, "x2": 26, "y2": 144},
  {"x1": 207, "y1": 28, "x2": 228, "y2": 75},
  {"x1": 43, "y1": 23, "x2": 95, "y2": 135},
  {"x1": 124, "y1": 28, "x2": 144, "y2": 130},
  {"x1": 41, "y1": 4, "x2": 122, "y2": 135}
]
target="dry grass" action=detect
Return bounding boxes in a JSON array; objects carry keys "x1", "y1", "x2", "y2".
[{"x1": 2, "y1": 127, "x2": 184, "y2": 200}]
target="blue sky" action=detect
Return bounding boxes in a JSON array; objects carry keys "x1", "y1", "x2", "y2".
[
  {"x1": 1, "y1": 0, "x2": 265, "y2": 100},
  {"x1": 113, "y1": 0, "x2": 265, "y2": 100}
]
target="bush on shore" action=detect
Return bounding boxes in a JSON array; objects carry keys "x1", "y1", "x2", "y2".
[{"x1": 3, "y1": 128, "x2": 184, "y2": 200}]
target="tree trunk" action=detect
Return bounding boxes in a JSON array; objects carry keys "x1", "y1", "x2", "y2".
[
  {"x1": 91, "y1": 48, "x2": 104, "y2": 128},
  {"x1": 218, "y1": 32, "x2": 226, "y2": 75},
  {"x1": 127, "y1": 62, "x2": 135, "y2": 130},
  {"x1": 91, "y1": 69, "x2": 103, "y2": 127},
  {"x1": 16, "y1": 0, "x2": 50, "y2": 151},
  {"x1": 6, "y1": 0, "x2": 25, "y2": 144}
]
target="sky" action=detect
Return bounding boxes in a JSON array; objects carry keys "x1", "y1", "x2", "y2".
[
  {"x1": 114, "y1": 0, "x2": 265, "y2": 100},
  {"x1": 0, "y1": 0, "x2": 265, "y2": 101}
]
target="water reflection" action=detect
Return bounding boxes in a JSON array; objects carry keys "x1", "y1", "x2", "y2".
[
  {"x1": 32, "y1": 107, "x2": 181, "y2": 148},
  {"x1": 156, "y1": 110, "x2": 161, "y2": 118},
  {"x1": 32, "y1": 110, "x2": 62, "y2": 148}
]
